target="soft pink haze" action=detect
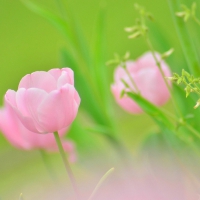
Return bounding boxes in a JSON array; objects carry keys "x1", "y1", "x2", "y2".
[
  {"x1": 111, "y1": 52, "x2": 171, "y2": 114},
  {"x1": 5, "y1": 68, "x2": 80, "y2": 134}
]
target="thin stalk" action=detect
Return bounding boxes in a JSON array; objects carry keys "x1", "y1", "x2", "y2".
[
  {"x1": 144, "y1": 36, "x2": 182, "y2": 117},
  {"x1": 123, "y1": 64, "x2": 140, "y2": 94},
  {"x1": 160, "y1": 107, "x2": 200, "y2": 139},
  {"x1": 193, "y1": 16, "x2": 200, "y2": 26},
  {"x1": 53, "y1": 131, "x2": 80, "y2": 199},
  {"x1": 168, "y1": 0, "x2": 200, "y2": 76},
  {"x1": 184, "y1": 123, "x2": 200, "y2": 139},
  {"x1": 88, "y1": 168, "x2": 114, "y2": 200}
]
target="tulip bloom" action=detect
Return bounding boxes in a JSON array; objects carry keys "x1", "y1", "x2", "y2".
[
  {"x1": 5, "y1": 68, "x2": 80, "y2": 134},
  {"x1": 111, "y1": 52, "x2": 171, "y2": 114},
  {"x1": 0, "y1": 102, "x2": 76, "y2": 162}
]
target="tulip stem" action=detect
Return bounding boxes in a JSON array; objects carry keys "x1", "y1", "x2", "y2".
[{"x1": 53, "y1": 131, "x2": 80, "y2": 199}]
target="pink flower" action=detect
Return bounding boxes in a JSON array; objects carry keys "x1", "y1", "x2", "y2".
[
  {"x1": 111, "y1": 52, "x2": 171, "y2": 114},
  {"x1": 5, "y1": 68, "x2": 80, "y2": 134},
  {"x1": 0, "y1": 102, "x2": 76, "y2": 162}
]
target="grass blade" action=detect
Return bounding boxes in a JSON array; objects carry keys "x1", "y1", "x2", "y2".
[
  {"x1": 168, "y1": 0, "x2": 200, "y2": 76},
  {"x1": 21, "y1": 0, "x2": 75, "y2": 49},
  {"x1": 92, "y1": 7, "x2": 109, "y2": 110},
  {"x1": 88, "y1": 168, "x2": 114, "y2": 200},
  {"x1": 60, "y1": 49, "x2": 108, "y2": 125}
]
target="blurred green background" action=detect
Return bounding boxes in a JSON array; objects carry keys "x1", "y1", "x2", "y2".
[{"x1": 0, "y1": 0, "x2": 199, "y2": 199}]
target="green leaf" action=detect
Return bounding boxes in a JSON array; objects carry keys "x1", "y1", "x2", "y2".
[
  {"x1": 60, "y1": 49, "x2": 108, "y2": 126},
  {"x1": 126, "y1": 93, "x2": 184, "y2": 151},
  {"x1": 21, "y1": 0, "x2": 75, "y2": 49},
  {"x1": 126, "y1": 92, "x2": 174, "y2": 130},
  {"x1": 92, "y1": 7, "x2": 109, "y2": 109},
  {"x1": 182, "y1": 69, "x2": 191, "y2": 81},
  {"x1": 85, "y1": 125, "x2": 112, "y2": 136},
  {"x1": 161, "y1": 48, "x2": 174, "y2": 59},
  {"x1": 168, "y1": 0, "x2": 200, "y2": 76},
  {"x1": 128, "y1": 31, "x2": 141, "y2": 39},
  {"x1": 120, "y1": 90, "x2": 125, "y2": 98},
  {"x1": 177, "y1": 77, "x2": 182, "y2": 84},
  {"x1": 185, "y1": 85, "x2": 191, "y2": 97}
]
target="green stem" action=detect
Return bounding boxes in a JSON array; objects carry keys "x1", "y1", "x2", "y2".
[
  {"x1": 144, "y1": 36, "x2": 182, "y2": 117},
  {"x1": 184, "y1": 123, "x2": 200, "y2": 139},
  {"x1": 124, "y1": 64, "x2": 140, "y2": 94},
  {"x1": 88, "y1": 168, "x2": 114, "y2": 200},
  {"x1": 145, "y1": 37, "x2": 171, "y2": 91},
  {"x1": 53, "y1": 131, "x2": 80, "y2": 199},
  {"x1": 160, "y1": 107, "x2": 200, "y2": 139}
]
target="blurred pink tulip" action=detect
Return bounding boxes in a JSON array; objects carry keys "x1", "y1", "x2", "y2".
[
  {"x1": 0, "y1": 102, "x2": 76, "y2": 162},
  {"x1": 5, "y1": 68, "x2": 80, "y2": 134},
  {"x1": 111, "y1": 52, "x2": 171, "y2": 114}
]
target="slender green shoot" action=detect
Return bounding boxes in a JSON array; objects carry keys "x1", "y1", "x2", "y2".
[{"x1": 88, "y1": 168, "x2": 115, "y2": 200}]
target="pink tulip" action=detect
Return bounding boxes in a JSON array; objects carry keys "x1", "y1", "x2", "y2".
[
  {"x1": 0, "y1": 102, "x2": 76, "y2": 162},
  {"x1": 111, "y1": 52, "x2": 171, "y2": 114},
  {"x1": 5, "y1": 68, "x2": 80, "y2": 134}
]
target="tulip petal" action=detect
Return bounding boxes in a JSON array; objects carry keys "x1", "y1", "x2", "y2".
[
  {"x1": 137, "y1": 52, "x2": 160, "y2": 67},
  {"x1": 6, "y1": 88, "x2": 45, "y2": 133},
  {"x1": 57, "y1": 71, "x2": 72, "y2": 89},
  {"x1": 38, "y1": 84, "x2": 78, "y2": 132},
  {"x1": 48, "y1": 68, "x2": 62, "y2": 80},
  {"x1": 0, "y1": 106, "x2": 24, "y2": 149},
  {"x1": 126, "y1": 61, "x2": 140, "y2": 74},
  {"x1": 19, "y1": 71, "x2": 57, "y2": 92},
  {"x1": 0, "y1": 102, "x2": 72, "y2": 150},
  {"x1": 114, "y1": 67, "x2": 126, "y2": 82},
  {"x1": 5, "y1": 89, "x2": 17, "y2": 107},
  {"x1": 62, "y1": 68, "x2": 74, "y2": 85},
  {"x1": 74, "y1": 89, "x2": 81, "y2": 105},
  {"x1": 24, "y1": 88, "x2": 48, "y2": 133},
  {"x1": 16, "y1": 88, "x2": 30, "y2": 117},
  {"x1": 14, "y1": 109, "x2": 39, "y2": 133},
  {"x1": 49, "y1": 68, "x2": 74, "y2": 85},
  {"x1": 111, "y1": 84, "x2": 142, "y2": 113}
]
